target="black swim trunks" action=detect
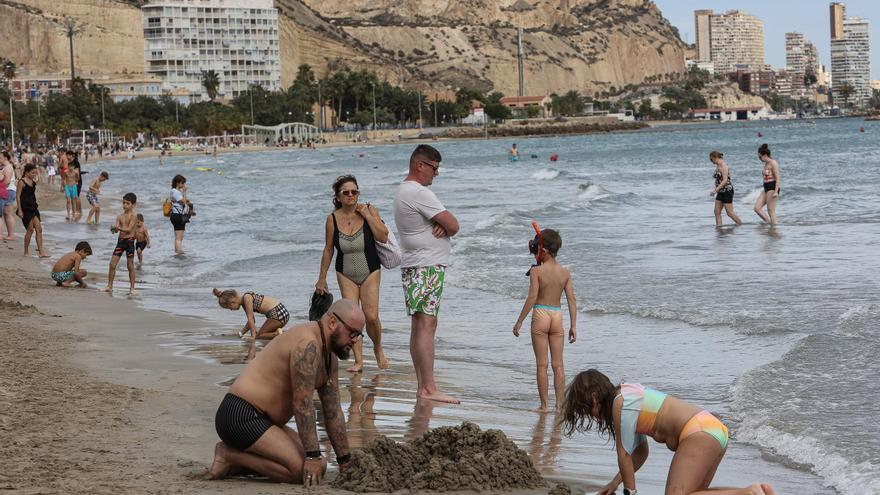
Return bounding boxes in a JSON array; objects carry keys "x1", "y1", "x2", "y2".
[
  {"x1": 215, "y1": 393, "x2": 273, "y2": 451},
  {"x1": 763, "y1": 181, "x2": 777, "y2": 192},
  {"x1": 113, "y1": 237, "x2": 136, "y2": 258},
  {"x1": 136, "y1": 240, "x2": 148, "y2": 252},
  {"x1": 715, "y1": 190, "x2": 734, "y2": 204}
]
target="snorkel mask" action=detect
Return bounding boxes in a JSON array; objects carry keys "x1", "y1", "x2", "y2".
[{"x1": 526, "y1": 221, "x2": 543, "y2": 276}]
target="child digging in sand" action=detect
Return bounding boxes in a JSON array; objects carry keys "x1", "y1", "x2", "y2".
[
  {"x1": 212, "y1": 288, "x2": 290, "y2": 340},
  {"x1": 135, "y1": 213, "x2": 150, "y2": 270},
  {"x1": 85, "y1": 171, "x2": 109, "y2": 225},
  {"x1": 105, "y1": 192, "x2": 138, "y2": 294},
  {"x1": 51, "y1": 241, "x2": 92, "y2": 287},
  {"x1": 513, "y1": 228, "x2": 577, "y2": 413}
]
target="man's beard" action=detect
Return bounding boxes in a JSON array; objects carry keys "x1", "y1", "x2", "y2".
[{"x1": 331, "y1": 331, "x2": 350, "y2": 360}]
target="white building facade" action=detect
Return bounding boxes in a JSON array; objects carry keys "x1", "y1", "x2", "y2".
[
  {"x1": 831, "y1": 16, "x2": 871, "y2": 108},
  {"x1": 143, "y1": 0, "x2": 281, "y2": 103},
  {"x1": 709, "y1": 10, "x2": 765, "y2": 73}
]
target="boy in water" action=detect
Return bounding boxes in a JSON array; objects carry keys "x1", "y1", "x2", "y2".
[
  {"x1": 64, "y1": 163, "x2": 80, "y2": 220},
  {"x1": 85, "y1": 171, "x2": 109, "y2": 225},
  {"x1": 105, "y1": 192, "x2": 138, "y2": 294},
  {"x1": 51, "y1": 241, "x2": 92, "y2": 287},
  {"x1": 513, "y1": 228, "x2": 577, "y2": 413},
  {"x1": 135, "y1": 213, "x2": 150, "y2": 270}
]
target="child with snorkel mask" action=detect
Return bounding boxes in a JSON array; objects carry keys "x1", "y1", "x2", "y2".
[{"x1": 513, "y1": 222, "x2": 578, "y2": 413}]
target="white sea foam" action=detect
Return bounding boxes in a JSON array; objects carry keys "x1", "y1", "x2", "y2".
[
  {"x1": 735, "y1": 422, "x2": 880, "y2": 495},
  {"x1": 530, "y1": 168, "x2": 559, "y2": 180},
  {"x1": 578, "y1": 183, "x2": 611, "y2": 202},
  {"x1": 838, "y1": 303, "x2": 880, "y2": 323}
]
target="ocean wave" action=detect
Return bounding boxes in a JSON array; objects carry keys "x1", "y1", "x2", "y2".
[
  {"x1": 530, "y1": 168, "x2": 560, "y2": 180},
  {"x1": 838, "y1": 303, "x2": 880, "y2": 323},
  {"x1": 734, "y1": 422, "x2": 880, "y2": 495}
]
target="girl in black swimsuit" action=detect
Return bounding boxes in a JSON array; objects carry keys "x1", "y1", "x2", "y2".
[
  {"x1": 16, "y1": 164, "x2": 49, "y2": 257},
  {"x1": 213, "y1": 288, "x2": 290, "y2": 340}
]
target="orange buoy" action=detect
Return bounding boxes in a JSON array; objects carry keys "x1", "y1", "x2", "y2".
[{"x1": 550, "y1": 153, "x2": 559, "y2": 162}]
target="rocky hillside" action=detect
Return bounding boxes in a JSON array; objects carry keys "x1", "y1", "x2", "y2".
[{"x1": 1, "y1": 0, "x2": 687, "y2": 96}]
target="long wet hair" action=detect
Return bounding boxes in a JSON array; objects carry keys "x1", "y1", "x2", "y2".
[
  {"x1": 561, "y1": 369, "x2": 618, "y2": 440},
  {"x1": 172, "y1": 174, "x2": 187, "y2": 189},
  {"x1": 758, "y1": 143, "x2": 771, "y2": 158},
  {"x1": 212, "y1": 288, "x2": 239, "y2": 309},
  {"x1": 332, "y1": 175, "x2": 358, "y2": 209}
]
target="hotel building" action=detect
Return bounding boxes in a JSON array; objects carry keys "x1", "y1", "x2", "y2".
[{"x1": 142, "y1": 0, "x2": 281, "y2": 103}]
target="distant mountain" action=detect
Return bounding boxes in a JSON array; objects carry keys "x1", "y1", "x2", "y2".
[{"x1": 0, "y1": 0, "x2": 687, "y2": 95}]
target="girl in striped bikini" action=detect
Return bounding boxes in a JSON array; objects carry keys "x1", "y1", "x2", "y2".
[
  {"x1": 212, "y1": 288, "x2": 290, "y2": 340},
  {"x1": 561, "y1": 369, "x2": 776, "y2": 495}
]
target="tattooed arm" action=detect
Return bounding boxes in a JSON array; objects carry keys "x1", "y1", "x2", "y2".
[
  {"x1": 317, "y1": 360, "x2": 350, "y2": 459},
  {"x1": 290, "y1": 340, "x2": 320, "y2": 452}
]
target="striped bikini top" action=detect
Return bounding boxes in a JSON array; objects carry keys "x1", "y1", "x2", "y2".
[
  {"x1": 617, "y1": 383, "x2": 668, "y2": 454},
  {"x1": 245, "y1": 292, "x2": 264, "y2": 313},
  {"x1": 763, "y1": 166, "x2": 775, "y2": 183}
]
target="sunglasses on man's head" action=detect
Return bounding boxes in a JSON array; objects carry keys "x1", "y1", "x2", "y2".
[{"x1": 340, "y1": 189, "x2": 360, "y2": 197}]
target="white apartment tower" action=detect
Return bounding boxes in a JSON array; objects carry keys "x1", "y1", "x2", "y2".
[
  {"x1": 694, "y1": 10, "x2": 713, "y2": 62},
  {"x1": 830, "y1": 9, "x2": 871, "y2": 108},
  {"x1": 709, "y1": 10, "x2": 765, "y2": 73},
  {"x1": 143, "y1": 0, "x2": 281, "y2": 102}
]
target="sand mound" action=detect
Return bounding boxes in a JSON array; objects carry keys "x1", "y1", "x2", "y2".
[
  {"x1": 549, "y1": 483, "x2": 572, "y2": 495},
  {"x1": 333, "y1": 421, "x2": 547, "y2": 492}
]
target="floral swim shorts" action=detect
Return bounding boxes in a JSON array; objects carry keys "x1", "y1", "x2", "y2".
[{"x1": 401, "y1": 265, "x2": 446, "y2": 317}]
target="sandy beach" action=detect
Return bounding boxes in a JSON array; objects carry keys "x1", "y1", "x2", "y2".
[{"x1": 1, "y1": 188, "x2": 589, "y2": 494}]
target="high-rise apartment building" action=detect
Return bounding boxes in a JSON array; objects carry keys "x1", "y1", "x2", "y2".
[
  {"x1": 830, "y1": 8, "x2": 871, "y2": 108},
  {"x1": 830, "y1": 2, "x2": 846, "y2": 41},
  {"x1": 143, "y1": 0, "x2": 281, "y2": 103},
  {"x1": 786, "y1": 33, "x2": 820, "y2": 98},
  {"x1": 709, "y1": 10, "x2": 765, "y2": 73},
  {"x1": 694, "y1": 10, "x2": 714, "y2": 62}
]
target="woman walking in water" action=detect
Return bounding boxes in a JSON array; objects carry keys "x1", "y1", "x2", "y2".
[
  {"x1": 212, "y1": 288, "x2": 289, "y2": 340},
  {"x1": 316, "y1": 175, "x2": 389, "y2": 372},
  {"x1": 753, "y1": 144, "x2": 780, "y2": 225},
  {"x1": 708, "y1": 151, "x2": 742, "y2": 227},
  {"x1": 169, "y1": 175, "x2": 192, "y2": 254},
  {"x1": 561, "y1": 369, "x2": 776, "y2": 495}
]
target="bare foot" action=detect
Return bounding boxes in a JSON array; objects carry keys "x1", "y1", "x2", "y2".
[
  {"x1": 374, "y1": 349, "x2": 389, "y2": 370},
  {"x1": 536, "y1": 405, "x2": 550, "y2": 413},
  {"x1": 103, "y1": 286, "x2": 113, "y2": 292},
  {"x1": 346, "y1": 363, "x2": 363, "y2": 373},
  {"x1": 77, "y1": 283, "x2": 88, "y2": 289},
  {"x1": 418, "y1": 390, "x2": 460, "y2": 404},
  {"x1": 129, "y1": 289, "x2": 139, "y2": 296},
  {"x1": 3, "y1": 236, "x2": 15, "y2": 241},
  {"x1": 39, "y1": 252, "x2": 50, "y2": 258},
  {"x1": 23, "y1": 252, "x2": 29, "y2": 257},
  {"x1": 207, "y1": 442, "x2": 233, "y2": 480},
  {"x1": 761, "y1": 483, "x2": 776, "y2": 495}
]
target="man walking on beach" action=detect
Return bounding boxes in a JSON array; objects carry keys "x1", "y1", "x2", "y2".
[
  {"x1": 208, "y1": 299, "x2": 363, "y2": 486},
  {"x1": 393, "y1": 145, "x2": 460, "y2": 404}
]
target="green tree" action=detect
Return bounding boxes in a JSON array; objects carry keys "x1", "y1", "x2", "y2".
[
  {"x1": 550, "y1": 90, "x2": 584, "y2": 116},
  {"x1": 838, "y1": 83, "x2": 855, "y2": 110},
  {"x1": 201, "y1": 70, "x2": 221, "y2": 101}
]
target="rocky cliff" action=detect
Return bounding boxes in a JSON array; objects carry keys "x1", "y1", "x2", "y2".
[{"x1": 1, "y1": 0, "x2": 687, "y2": 96}]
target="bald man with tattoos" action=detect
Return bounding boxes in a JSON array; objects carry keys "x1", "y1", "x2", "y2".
[{"x1": 208, "y1": 299, "x2": 365, "y2": 486}]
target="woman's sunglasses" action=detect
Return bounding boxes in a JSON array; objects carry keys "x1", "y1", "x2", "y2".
[{"x1": 340, "y1": 190, "x2": 360, "y2": 197}]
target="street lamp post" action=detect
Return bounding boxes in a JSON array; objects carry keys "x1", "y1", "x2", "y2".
[
  {"x1": 317, "y1": 81, "x2": 323, "y2": 133},
  {"x1": 433, "y1": 92, "x2": 438, "y2": 127},
  {"x1": 417, "y1": 91, "x2": 422, "y2": 129},
  {"x1": 249, "y1": 83, "x2": 255, "y2": 125},
  {"x1": 370, "y1": 82, "x2": 377, "y2": 130},
  {"x1": 100, "y1": 89, "x2": 105, "y2": 126}
]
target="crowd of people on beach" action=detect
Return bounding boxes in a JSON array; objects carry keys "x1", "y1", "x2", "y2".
[{"x1": 0, "y1": 141, "x2": 779, "y2": 495}]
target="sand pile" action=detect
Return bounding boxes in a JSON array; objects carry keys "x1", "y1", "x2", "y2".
[{"x1": 333, "y1": 421, "x2": 547, "y2": 492}]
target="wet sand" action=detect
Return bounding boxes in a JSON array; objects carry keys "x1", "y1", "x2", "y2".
[{"x1": 0, "y1": 193, "x2": 596, "y2": 494}]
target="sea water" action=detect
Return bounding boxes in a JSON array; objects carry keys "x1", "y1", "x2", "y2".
[{"x1": 48, "y1": 118, "x2": 880, "y2": 494}]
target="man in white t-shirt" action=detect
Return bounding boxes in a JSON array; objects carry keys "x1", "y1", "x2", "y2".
[{"x1": 393, "y1": 145, "x2": 460, "y2": 404}]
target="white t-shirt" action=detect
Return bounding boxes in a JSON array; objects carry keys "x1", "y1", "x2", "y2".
[
  {"x1": 393, "y1": 180, "x2": 451, "y2": 268},
  {"x1": 170, "y1": 188, "x2": 185, "y2": 214}
]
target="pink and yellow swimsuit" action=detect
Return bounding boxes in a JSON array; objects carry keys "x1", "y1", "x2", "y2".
[{"x1": 617, "y1": 383, "x2": 728, "y2": 454}]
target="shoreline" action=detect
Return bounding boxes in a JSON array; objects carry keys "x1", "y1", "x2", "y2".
[{"x1": 2, "y1": 188, "x2": 591, "y2": 494}]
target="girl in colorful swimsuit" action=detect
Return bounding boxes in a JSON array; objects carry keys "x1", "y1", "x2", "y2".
[
  {"x1": 753, "y1": 143, "x2": 780, "y2": 225},
  {"x1": 708, "y1": 151, "x2": 742, "y2": 227},
  {"x1": 561, "y1": 369, "x2": 776, "y2": 495},
  {"x1": 212, "y1": 288, "x2": 290, "y2": 340},
  {"x1": 513, "y1": 227, "x2": 577, "y2": 413}
]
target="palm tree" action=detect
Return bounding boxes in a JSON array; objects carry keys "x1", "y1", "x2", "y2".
[
  {"x1": 61, "y1": 17, "x2": 85, "y2": 93},
  {"x1": 201, "y1": 70, "x2": 221, "y2": 101},
  {"x1": 838, "y1": 83, "x2": 855, "y2": 112}
]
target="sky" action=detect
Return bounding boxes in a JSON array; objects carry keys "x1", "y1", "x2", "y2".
[{"x1": 654, "y1": 1, "x2": 879, "y2": 79}]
